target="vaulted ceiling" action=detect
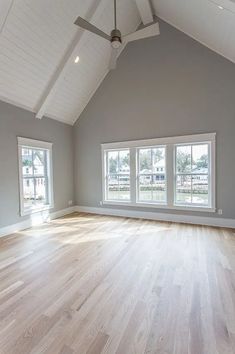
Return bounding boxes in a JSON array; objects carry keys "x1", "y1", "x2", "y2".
[{"x1": 0, "y1": 0, "x2": 234, "y2": 125}]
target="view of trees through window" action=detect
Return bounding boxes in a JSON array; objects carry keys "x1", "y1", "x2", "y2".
[
  {"x1": 104, "y1": 137, "x2": 213, "y2": 208},
  {"x1": 175, "y1": 144, "x2": 209, "y2": 205},
  {"x1": 21, "y1": 147, "x2": 49, "y2": 211},
  {"x1": 138, "y1": 147, "x2": 166, "y2": 203}
]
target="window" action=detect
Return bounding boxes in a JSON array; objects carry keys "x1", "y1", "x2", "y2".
[
  {"x1": 137, "y1": 147, "x2": 166, "y2": 203},
  {"x1": 18, "y1": 137, "x2": 54, "y2": 216},
  {"x1": 102, "y1": 133, "x2": 215, "y2": 212},
  {"x1": 105, "y1": 149, "x2": 130, "y2": 201},
  {"x1": 175, "y1": 144, "x2": 210, "y2": 206}
]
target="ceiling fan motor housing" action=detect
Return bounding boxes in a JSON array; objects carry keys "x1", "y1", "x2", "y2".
[{"x1": 111, "y1": 29, "x2": 122, "y2": 48}]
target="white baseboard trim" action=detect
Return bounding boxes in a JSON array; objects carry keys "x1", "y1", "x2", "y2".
[
  {"x1": 0, "y1": 206, "x2": 76, "y2": 238},
  {"x1": 1, "y1": 205, "x2": 234, "y2": 238},
  {"x1": 75, "y1": 206, "x2": 235, "y2": 229}
]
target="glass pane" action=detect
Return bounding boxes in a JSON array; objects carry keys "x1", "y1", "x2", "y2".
[
  {"x1": 152, "y1": 174, "x2": 166, "y2": 202},
  {"x1": 119, "y1": 175, "x2": 130, "y2": 200},
  {"x1": 176, "y1": 146, "x2": 191, "y2": 173},
  {"x1": 23, "y1": 178, "x2": 34, "y2": 210},
  {"x1": 192, "y1": 144, "x2": 208, "y2": 173},
  {"x1": 35, "y1": 178, "x2": 47, "y2": 204},
  {"x1": 119, "y1": 150, "x2": 130, "y2": 173},
  {"x1": 176, "y1": 175, "x2": 192, "y2": 204},
  {"x1": 153, "y1": 148, "x2": 165, "y2": 173},
  {"x1": 107, "y1": 175, "x2": 119, "y2": 200},
  {"x1": 33, "y1": 150, "x2": 45, "y2": 176},
  {"x1": 108, "y1": 151, "x2": 118, "y2": 174},
  {"x1": 22, "y1": 148, "x2": 33, "y2": 176},
  {"x1": 139, "y1": 175, "x2": 152, "y2": 201},
  {"x1": 139, "y1": 149, "x2": 152, "y2": 174},
  {"x1": 192, "y1": 175, "x2": 209, "y2": 205}
]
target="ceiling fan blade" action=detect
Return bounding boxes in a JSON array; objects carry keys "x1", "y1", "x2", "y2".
[
  {"x1": 74, "y1": 16, "x2": 110, "y2": 41},
  {"x1": 123, "y1": 22, "x2": 160, "y2": 43},
  {"x1": 109, "y1": 47, "x2": 119, "y2": 70}
]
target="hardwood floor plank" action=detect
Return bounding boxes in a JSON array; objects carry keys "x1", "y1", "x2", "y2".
[{"x1": 0, "y1": 213, "x2": 234, "y2": 354}]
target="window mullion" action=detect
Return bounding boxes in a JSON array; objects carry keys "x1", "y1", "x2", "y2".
[
  {"x1": 167, "y1": 144, "x2": 174, "y2": 207},
  {"x1": 32, "y1": 150, "x2": 36, "y2": 204},
  {"x1": 191, "y1": 145, "x2": 193, "y2": 204},
  {"x1": 130, "y1": 147, "x2": 136, "y2": 203}
]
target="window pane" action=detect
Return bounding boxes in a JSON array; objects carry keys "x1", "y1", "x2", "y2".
[
  {"x1": 119, "y1": 150, "x2": 130, "y2": 173},
  {"x1": 108, "y1": 151, "x2": 118, "y2": 174},
  {"x1": 139, "y1": 175, "x2": 152, "y2": 201},
  {"x1": 139, "y1": 149, "x2": 152, "y2": 174},
  {"x1": 23, "y1": 178, "x2": 34, "y2": 210},
  {"x1": 106, "y1": 150, "x2": 130, "y2": 201},
  {"x1": 192, "y1": 144, "x2": 208, "y2": 174},
  {"x1": 152, "y1": 175, "x2": 166, "y2": 202},
  {"x1": 176, "y1": 175, "x2": 192, "y2": 204},
  {"x1": 35, "y1": 177, "x2": 47, "y2": 204},
  {"x1": 176, "y1": 146, "x2": 191, "y2": 173},
  {"x1": 22, "y1": 149, "x2": 33, "y2": 176},
  {"x1": 119, "y1": 175, "x2": 130, "y2": 200},
  {"x1": 192, "y1": 175, "x2": 209, "y2": 205},
  {"x1": 20, "y1": 144, "x2": 52, "y2": 215},
  {"x1": 33, "y1": 150, "x2": 46, "y2": 176},
  {"x1": 153, "y1": 148, "x2": 165, "y2": 173},
  {"x1": 107, "y1": 175, "x2": 119, "y2": 200}
]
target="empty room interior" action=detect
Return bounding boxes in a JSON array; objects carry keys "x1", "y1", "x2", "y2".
[{"x1": 0, "y1": 0, "x2": 235, "y2": 353}]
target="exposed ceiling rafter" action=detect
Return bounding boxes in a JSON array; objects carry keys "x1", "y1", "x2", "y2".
[
  {"x1": 135, "y1": 0, "x2": 154, "y2": 25},
  {"x1": 0, "y1": 0, "x2": 14, "y2": 35},
  {"x1": 35, "y1": 0, "x2": 108, "y2": 120}
]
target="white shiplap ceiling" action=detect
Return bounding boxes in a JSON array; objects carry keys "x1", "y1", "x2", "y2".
[{"x1": 0, "y1": 0, "x2": 234, "y2": 125}]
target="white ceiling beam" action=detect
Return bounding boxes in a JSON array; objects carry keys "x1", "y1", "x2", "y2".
[
  {"x1": 0, "y1": 0, "x2": 14, "y2": 35},
  {"x1": 135, "y1": 0, "x2": 154, "y2": 25},
  {"x1": 35, "y1": 0, "x2": 108, "y2": 119}
]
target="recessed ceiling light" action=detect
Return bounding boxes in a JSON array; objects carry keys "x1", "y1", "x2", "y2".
[
  {"x1": 218, "y1": 5, "x2": 224, "y2": 9},
  {"x1": 74, "y1": 56, "x2": 80, "y2": 64}
]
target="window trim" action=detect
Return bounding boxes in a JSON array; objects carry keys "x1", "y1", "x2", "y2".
[
  {"x1": 173, "y1": 142, "x2": 213, "y2": 209},
  {"x1": 101, "y1": 133, "x2": 216, "y2": 212},
  {"x1": 136, "y1": 145, "x2": 167, "y2": 204},
  {"x1": 18, "y1": 137, "x2": 54, "y2": 216},
  {"x1": 103, "y1": 147, "x2": 131, "y2": 203}
]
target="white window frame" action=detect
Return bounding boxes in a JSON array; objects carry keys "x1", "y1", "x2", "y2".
[
  {"x1": 18, "y1": 137, "x2": 54, "y2": 216},
  {"x1": 104, "y1": 148, "x2": 131, "y2": 202},
  {"x1": 136, "y1": 145, "x2": 167, "y2": 204},
  {"x1": 101, "y1": 133, "x2": 216, "y2": 212}
]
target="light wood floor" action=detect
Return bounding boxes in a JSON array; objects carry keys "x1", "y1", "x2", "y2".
[{"x1": 0, "y1": 213, "x2": 235, "y2": 354}]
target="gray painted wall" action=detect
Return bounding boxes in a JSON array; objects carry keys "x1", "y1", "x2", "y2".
[
  {"x1": 0, "y1": 101, "x2": 74, "y2": 228},
  {"x1": 74, "y1": 20, "x2": 235, "y2": 220}
]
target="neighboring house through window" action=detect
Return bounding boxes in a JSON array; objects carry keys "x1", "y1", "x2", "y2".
[
  {"x1": 18, "y1": 137, "x2": 54, "y2": 216},
  {"x1": 102, "y1": 133, "x2": 215, "y2": 212}
]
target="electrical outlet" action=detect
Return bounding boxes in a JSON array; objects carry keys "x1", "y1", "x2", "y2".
[
  {"x1": 99, "y1": 201, "x2": 103, "y2": 206},
  {"x1": 68, "y1": 200, "x2": 73, "y2": 206},
  {"x1": 218, "y1": 209, "x2": 223, "y2": 215}
]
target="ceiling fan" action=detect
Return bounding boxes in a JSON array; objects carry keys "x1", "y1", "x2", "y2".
[{"x1": 74, "y1": 0, "x2": 160, "y2": 69}]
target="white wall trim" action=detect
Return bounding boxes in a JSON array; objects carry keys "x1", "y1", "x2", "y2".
[
  {"x1": 75, "y1": 205, "x2": 235, "y2": 229},
  {"x1": 18, "y1": 137, "x2": 53, "y2": 150},
  {"x1": 101, "y1": 132, "x2": 216, "y2": 150},
  {"x1": 1, "y1": 205, "x2": 234, "y2": 239},
  {"x1": 0, "y1": 206, "x2": 75, "y2": 238}
]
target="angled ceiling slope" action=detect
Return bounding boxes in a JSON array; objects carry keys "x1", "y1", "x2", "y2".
[
  {"x1": 0, "y1": 0, "x2": 141, "y2": 125},
  {"x1": 0, "y1": 0, "x2": 234, "y2": 125}
]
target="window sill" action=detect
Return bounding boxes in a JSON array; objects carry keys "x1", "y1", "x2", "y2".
[
  {"x1": 102, "y1": 201, "x2": 216, "y2": 213},
  {"x1": 20, "y1": 204, "x2": 54, "y2": 217}
]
